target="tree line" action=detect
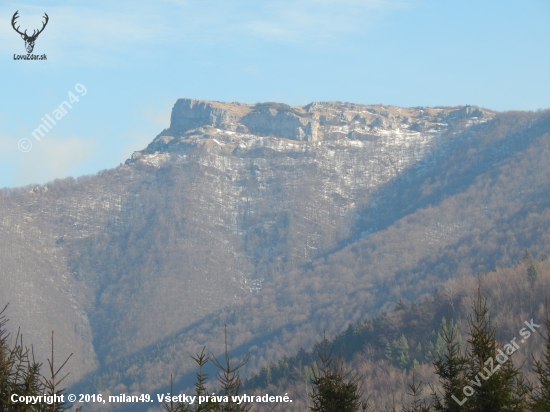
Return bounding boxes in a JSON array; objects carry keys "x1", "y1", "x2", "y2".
[
  {"x1": 3, "y1": 255, "x2": 550, "y2": 411},
  {"x1": 0, "y1": 304, "x2": 80, "y2": 411}
]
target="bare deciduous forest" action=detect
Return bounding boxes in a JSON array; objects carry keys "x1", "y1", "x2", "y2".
[{"x1": 2, "y1": 100, "x2": 550, "y2": 411}]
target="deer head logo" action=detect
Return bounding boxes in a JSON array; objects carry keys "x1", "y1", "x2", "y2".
[{"x1": 11, "y1": 11, "x2": 49, "y2": 54}]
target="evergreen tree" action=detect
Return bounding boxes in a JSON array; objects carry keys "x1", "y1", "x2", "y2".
[
  {"x1": 0, "y1": 324, "x2": 42, "y2": 411},
  {"x1": 42, "y1": 331, "x2": 78, "y2": 412},
  {"x1": 309, "y1": 337, "x2": 366, "y2": 412},
  {"x1": 395, "y1": 299, "x2": 408, "y2": 311},
  {"x1": 427, "y1": 318, "x2": 464, "y2": 363},
  {"x1": 431, "y1": 316, "x2": 469, "y2": 412},
  {"x1": 463, "y1": 285, "x2": 525, "y2": 411},
  {"x1": 425, "y1": 340, "x2": 437, "y2": 363},
  {"x1": 403, "y1": 371, "x2": 431, "y2": 412},
  {"x1": 385, "y1": 342, "x2": 393, "y2": 363},
  {"x1": 163, "y1": 347, "x2": 216, "y2": 412},
  {"x1": 524, "y1": 249, "x2": 538, "y2": 281},
  {"x1": 527, "y1": 261, "x2": 538, "y2": 282},
  {"x1": 394, "y1": 335, "x2": 411, "y2": 370},
  {"x1": 529, "y1": 303, "x2": 550, "y2": 411},
  {"x1": 0, "y1": 305, "x2": 80, "y2": 412},
  {"x1": 210, "y1": 327, "x2": 252, "y2": 412},
  {"x1": 434, "y1": 329, "x2": 447, "y2": 359}
]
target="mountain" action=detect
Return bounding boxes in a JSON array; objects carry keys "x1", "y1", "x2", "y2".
[{"x1": 1, "y1": 98, "x2": 549, "y2": 410}]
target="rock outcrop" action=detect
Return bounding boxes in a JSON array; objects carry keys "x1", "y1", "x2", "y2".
[
  {"x1": 163, "y1": 99, "x2": 319, "y2": 141},
  {"x1": 168, "y1": 98, "x2": 250, "y2": 135},
  {"x1": 241, "y1": 103, "x2": 319, "y2": 141},
  {"x1": 138, "y1": 100, "x2": 495, "y2": 161},
  {"x1": 445, "y1": 105, "x2": 487, "y2": 120}
]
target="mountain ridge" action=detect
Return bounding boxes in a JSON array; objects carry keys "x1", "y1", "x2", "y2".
[{"x1": 1, "y1": 99, "x2": 549, "y2": 411}]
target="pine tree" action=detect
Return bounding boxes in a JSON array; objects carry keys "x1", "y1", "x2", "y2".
[
  {"x1": 463, "y1": 285, "x2": 525, "y2": 411},
  {"x1": 395, "y1": 335, "x2": 411, "y2": 370},
  {"x1": 425, "y1": 340, "x2": 437, "y2": 363},
  {"x1": 309, "y1": 337, "x2": 365, "y2": 412},
  {"x1": 428, "y1": 318, "x2": 464, "y2": 365},
  {"x1": 524, "y1": 249, "x2": 538, "y2": 281},
  {"x1": 210, "y1": 326, "x2": 252, "y2": 412},
  {"x1": 529, "y1": 303, "x2": 550, "y2": 411},
  {"x1": 431, "y1": 316, "x2": 469, "y2": 412},
  {"x1": 0, "y1": 305, "x2": 37, "y2": 410},
  {"x1": 434, "y1": 327, "x2": 447, "y2": 359},
  {"x1": 0, "y1": 304, "x2": 80, "y2": 412},
  {"x1": 527, "y1": 261, "x2": 538, "y2": 282},
  {"x1": 385, "y1": 342, "x2": 393, "y2": 363},
  {"x1": 42, "y1": 331, "x2": 77, "y2": 412},
  {"x1": 163, "y1": 347, "x2": 216, "y2": 412},
  {"x1": 403, "y1": 371, "x2": 431, "y2": 412},
  {"x1": 395, "y1": 299, "x2": 408, "y2": 311}
]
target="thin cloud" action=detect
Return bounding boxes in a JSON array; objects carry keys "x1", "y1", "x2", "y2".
[
  {"x1": 0, "y1": 3, "x2": 178, "y2": 64},
  {"x1": 1, "y1": 0, "x2": 415, "y2": 64},
  {"x1": 238, "y1": 0, "x2": 414, "y2": 43},
  {"x1": 0, "y1": 132, "x2": 99, "y2": 187},
  {"x1": 116, "y1": 101, "x2": 173, "y2": 165}
]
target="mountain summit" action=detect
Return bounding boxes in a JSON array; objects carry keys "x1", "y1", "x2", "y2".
[
  {"x1": 1, "y1": 99, "x2": 549, "y2": 410},
  {"x1": 130, "y1": 99, "x2": 491, "y2": 164}
]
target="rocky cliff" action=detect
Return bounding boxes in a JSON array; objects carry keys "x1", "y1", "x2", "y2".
[
  {"x1": 133, "y1": 99, "x2": 492, "y2": 161},
  {"x1": 155, "y1": 98, "x2": 322, "y2": 144}
]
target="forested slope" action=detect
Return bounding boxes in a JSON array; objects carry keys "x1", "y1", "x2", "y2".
[
  {"x1": 243, "y1": 256, "x2": 550, "y2": 410},
  {"x1": 1, "y1": 100, "x2": 550, "y2": 410}
]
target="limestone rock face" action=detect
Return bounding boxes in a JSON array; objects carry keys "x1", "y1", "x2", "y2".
[
  {"x1": 241, "y1": 107, "x2": 319, "y2": 142},
  {"x1": 169, "y1": 98, "x2": 250, "y2": 135},
  {"x1": 137, "y1": 100, "x2": 497, "y2": 164},
  {"x1": 446, "y1": 105, "x2": 486, "y2": 120},
  {"x1": 165, "y1": 99, "x2": 319, "y2": 141}
]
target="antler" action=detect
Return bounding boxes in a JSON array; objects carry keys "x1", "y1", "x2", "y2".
[
  {"x1": 29, "y1": 13, "x2": 49, "y2": 40},
  {"x1": 34, "y1": 13, "x2": 49, "y2": 37},
  {"x1": 11, "y1": 11, "x2": 49, "y2": 40},
  {"x1": 11, "y1": 11, "x2": 26, "y2": 36}
]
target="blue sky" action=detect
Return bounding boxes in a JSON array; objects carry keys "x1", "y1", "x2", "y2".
[{"x1": 1, "y1": 0, "x2": 549, "y2": 188}]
